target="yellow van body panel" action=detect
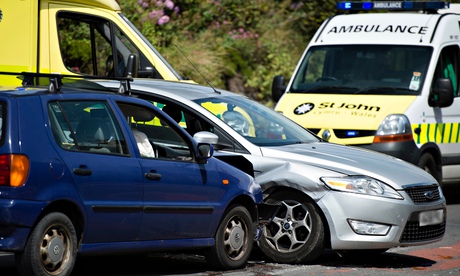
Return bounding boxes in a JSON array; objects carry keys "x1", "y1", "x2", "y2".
[
  {"x1": 61, "y1": 0, "x2": 121, "y2": 10},
  {"x1": 0, "y1": 0, "x2": 38, "y2": 84}
]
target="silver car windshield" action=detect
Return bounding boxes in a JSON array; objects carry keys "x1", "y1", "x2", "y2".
[{"x1": 193, "y1": 96, "x2": 320, "y2": 146}]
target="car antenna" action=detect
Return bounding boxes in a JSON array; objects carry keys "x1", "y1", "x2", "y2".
[{"x1": 175, "y1": 45, "x2": 221, "y2": 94}]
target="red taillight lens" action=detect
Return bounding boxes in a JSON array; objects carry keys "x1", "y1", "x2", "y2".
[{"x1": 0, "y1": 154, "x2": 30, "y2": 187}]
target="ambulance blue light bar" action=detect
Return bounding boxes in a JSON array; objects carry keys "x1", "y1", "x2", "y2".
[{"x1": 337, "y1": 1, "x2": 450, "y2": 11}]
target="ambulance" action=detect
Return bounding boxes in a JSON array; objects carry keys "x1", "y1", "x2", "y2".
[
  {"x1": 0, "y1": 0, "x2": 183, "y2": 85},
  {"x1": 272, "y1": 1, "x2": 460, "y2": 186}
]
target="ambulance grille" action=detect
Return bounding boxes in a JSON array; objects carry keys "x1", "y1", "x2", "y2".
[
  {"x1": 400, "y1": 222, "x2": 445, "y2": 242},
  {"x1": 308, "y1": 128, "x2": 320, "y2": 135},
  {"x1": 404, "y1": 185, "x2": 441, "y2": 204}
]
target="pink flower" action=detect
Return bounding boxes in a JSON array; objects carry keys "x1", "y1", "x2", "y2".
[
  {"x1": 148, "y1": 10, "x2": 163, "y2": 19},
  {"x1": 165, "y1": 0, "x2": 174, "y2": 10},
  {"x1": 157, "y1": 15, "x2": 170, "y2": 25}
]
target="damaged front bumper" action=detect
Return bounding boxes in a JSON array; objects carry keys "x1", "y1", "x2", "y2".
[{"x1": 254, "y1": 202, "x2": 281, "y2": 241}]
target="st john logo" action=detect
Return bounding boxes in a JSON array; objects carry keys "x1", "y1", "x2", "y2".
[{"x1": 294, "y1": 103, "x2": 315, "y2": 115}]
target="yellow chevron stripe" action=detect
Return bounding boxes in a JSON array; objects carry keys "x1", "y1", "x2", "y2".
[{"x1": 413, "y1": 123, "x2": 460, "y2": 144}]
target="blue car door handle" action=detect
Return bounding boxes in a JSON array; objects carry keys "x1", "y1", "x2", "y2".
[
  {"x1": 73, "y1": 168, "x2": 92, "y2": 176},
  {"x1": 145, "y1": 170, "x2": 161, "y2": 180}
]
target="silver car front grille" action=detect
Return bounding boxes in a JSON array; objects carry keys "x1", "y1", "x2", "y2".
[
  {"x1": 404, "y1": 184, "x2": 441, "y2": 204},
  {"x1": 400, "y1": 221, "x2": 446, "y2": 242}
]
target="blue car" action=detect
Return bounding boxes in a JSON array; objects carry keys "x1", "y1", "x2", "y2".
[{"x1": 0, "y1": 73, "x2": 271, "y2": 276}]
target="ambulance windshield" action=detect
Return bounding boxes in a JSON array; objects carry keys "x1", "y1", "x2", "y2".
[{"x1": 290, "y1": 45, "x2": 432, "y2": 95}]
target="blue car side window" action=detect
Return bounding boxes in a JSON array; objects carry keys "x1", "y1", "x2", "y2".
[
  {"x1": 116, "y1": 102, "x2": 192, "y2": 160},
  {"x1": 48, "y1": 101, "x2": 129, "y2": 155}
]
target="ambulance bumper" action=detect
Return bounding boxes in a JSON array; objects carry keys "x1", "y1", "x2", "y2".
[{"x1": 359, "y1": 140, "x2": 420, "y2": 165}]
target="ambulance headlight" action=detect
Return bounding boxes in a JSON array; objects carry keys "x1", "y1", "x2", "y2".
[{"x1": 376, "y1": 114, "x2": 411, "y2": 135}]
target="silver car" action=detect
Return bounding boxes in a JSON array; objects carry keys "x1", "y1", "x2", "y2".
[{"x1": 97, "y1": 79, "x2": 446, "y2": 264}]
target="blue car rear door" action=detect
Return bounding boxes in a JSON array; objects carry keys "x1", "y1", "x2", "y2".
[{"x1": 48, "y1": 99, "x2": 144, "y2": 243}]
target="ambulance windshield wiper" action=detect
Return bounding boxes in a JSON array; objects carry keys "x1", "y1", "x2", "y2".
[
  {"x1": 304, "y1": 85, "x2": 360, "y2": 93},
  {"x1": 354, "y1": 86, "x2": 416, "y2": 95}
]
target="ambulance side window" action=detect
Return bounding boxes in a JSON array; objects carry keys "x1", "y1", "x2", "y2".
[{"x1": 432, "y1": 45, "x2": 459, "y2": 97}]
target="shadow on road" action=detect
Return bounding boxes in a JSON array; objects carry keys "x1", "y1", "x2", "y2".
[
  {"x1": 69, "y1": 249, "x2": 438, "y2": 275},
  {"x1": 250, "y1": 247, "x2": 436, "y2": 270},
  {"x1": 442, "y1": 185, "x2": 460, "y2": 205},
  {"x1": 315, "y1": 250, "x2": 436, "y2": 269},
  {"x1": 0, "y1": 248, "x2": 442, "y2": 276},
  {"x1": 71, "y1": 253, "x2": 210, "y2": 275}
]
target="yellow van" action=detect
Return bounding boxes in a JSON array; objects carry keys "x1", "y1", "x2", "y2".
[{"x1": 0, "y1": 0, "x2": 183, "y2": 85}]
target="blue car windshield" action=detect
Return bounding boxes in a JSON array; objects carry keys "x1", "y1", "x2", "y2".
[{"x1": 193, "y1": 95, "x2": 320, "y2": 146}]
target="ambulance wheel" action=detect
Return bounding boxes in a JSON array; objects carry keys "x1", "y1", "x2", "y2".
[
  {"x1": 258, "y1": 191, "x2": 325, "y2": 264},
  {"x1": 418, "y1": 153, "x2": 442, "y2": 184}
]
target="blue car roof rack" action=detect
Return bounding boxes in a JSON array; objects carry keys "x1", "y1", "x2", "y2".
[{"x1": 0, "y1": 71, "x2": 133, "y2": 95}]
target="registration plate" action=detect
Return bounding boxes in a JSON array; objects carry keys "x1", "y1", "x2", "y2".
[{"x1": 419, "y1": 209, "x2": 444, "y2": 227}]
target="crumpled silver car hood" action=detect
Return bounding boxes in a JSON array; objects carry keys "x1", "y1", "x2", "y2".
[{"x1": 259, "y1": 141, "x2": 436, "y2": 190}]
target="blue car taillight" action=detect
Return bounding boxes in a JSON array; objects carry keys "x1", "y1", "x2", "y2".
[{"x1": 0, "y1": 154, "x2": 30, "y2": 187}]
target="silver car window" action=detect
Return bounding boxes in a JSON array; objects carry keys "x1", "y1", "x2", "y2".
[{"x1": 194, "y1": 96, "x2": 320, "y2": 146}]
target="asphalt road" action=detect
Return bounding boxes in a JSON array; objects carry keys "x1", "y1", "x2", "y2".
[{"x1": 1, "y1": 186, "x2": 459, "y2": 276}]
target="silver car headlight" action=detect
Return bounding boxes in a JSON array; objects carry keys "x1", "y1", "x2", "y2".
[{"x1": 321, "y1": 176, "x2": 403, "y2": 199}]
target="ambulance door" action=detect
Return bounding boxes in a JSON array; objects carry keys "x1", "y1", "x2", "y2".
[{"x1": 426, "y1": 45, "x2": 460, "y2": 183}]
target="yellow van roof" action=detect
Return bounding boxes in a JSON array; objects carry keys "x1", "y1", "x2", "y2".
[{"x1": 64, "y1": 0, "x2": 120, "y2": 11}]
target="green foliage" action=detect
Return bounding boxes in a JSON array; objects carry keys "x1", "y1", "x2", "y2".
[{"x1": 118, "y1": 0, "x2": 337, "y2": 106}]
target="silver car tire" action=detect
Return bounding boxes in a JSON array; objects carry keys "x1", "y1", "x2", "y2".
[
  {"x1": 259, "y1": 191, "x2": 325, "y2": 264},
  {"x1": 205, "y1": 204, "x2": 254, "y2": 270},
  {"x1": 15, "y1": 212, "x2": 77, "y2": 276}
]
